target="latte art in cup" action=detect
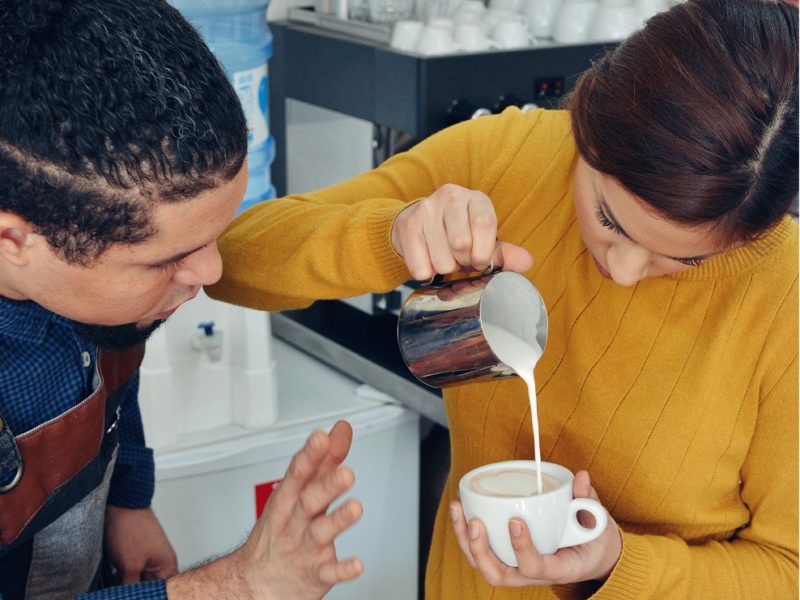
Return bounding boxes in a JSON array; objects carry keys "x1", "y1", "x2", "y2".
[{"x1": 469, "y1": 468, "x2": 561, "y2": 496}]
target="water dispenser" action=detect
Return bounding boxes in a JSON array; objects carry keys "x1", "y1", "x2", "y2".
[
  {"x1": 169, "y1": 0, "x2": 276, "y2": 212},
  {"x1": 138, "y1": 291, "x2": 278, "y2": 451}
]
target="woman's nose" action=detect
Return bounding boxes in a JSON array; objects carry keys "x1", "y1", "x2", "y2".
[
  {"x1": 174, "y1": 243, "x2": 224, "y2": 287},
  {"x1": 606, "y1": 242, "x2": 650, "y2": 287}
]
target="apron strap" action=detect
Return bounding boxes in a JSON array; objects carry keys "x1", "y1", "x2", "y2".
[
  {"x1": 0, "y1": 415, "x2": 23, "y2": 493},
  {"x1": 0, "y1": 344, "x2": 144, "y2": 550}
]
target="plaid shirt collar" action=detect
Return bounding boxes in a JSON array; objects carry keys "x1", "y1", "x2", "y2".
[{"x1": 0, "y1": 296, "x2": 70, "y2": 345}]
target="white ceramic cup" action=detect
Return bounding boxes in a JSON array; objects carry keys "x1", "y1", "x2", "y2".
[
  {"x1": 415, "y1": 24, "x2": 458, "y2": 54},
  {"x1": 454, "y1": 22, "x2": 500, "y2": 50},
  {"x1": 588, "y1": 0, "x2": 639, "y2": 41},
  {"x1": 523, "y1": 0, "x2": 562, "y2": 38},
  {"x1": 480, "y1": 8, "x2": 527, "y2": 34},
  {"x1": 491, "y1": 19, "x2": 536, "y2": 48},
  {"x1": 428, "y1": 16, "x2": 455, "y2": 28},
  {"x1": 552, "y1": 0, "x2": 599, "y2": 43},
  {"x1": 391, "y1": 19, "x2": 425, "y2": 50},
  {"x1": 459, "y1": 460, "x2": 608, "y2": 566},
  {"x1": 488, "y1": 0, "x2": 523, "y2": 13},
  {"x1": 452, "y1": 0, "x2": 487, "y2": 23}
]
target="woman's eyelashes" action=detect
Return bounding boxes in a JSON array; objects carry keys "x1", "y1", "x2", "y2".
[
  {"x1": 595, "y1": 205, "x2": 625, "y2": 235},
  {"x1": 594, "y1": 204, "x2": 705, "y2": 267},
  {"x1": 673, "y1": 255, "x2": 704, "y2": 267}
]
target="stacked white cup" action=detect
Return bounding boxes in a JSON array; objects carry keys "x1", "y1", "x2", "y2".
[
  {"x1": 523, "y1": 0, "x2": 562, "y2": 39},
  {"x1": 390, "y1": 19, "x2": 426, "y2": 51},
  {"x1": 587, "y1": 0, "x2": 639, "y2": 41},
  {"x1": 393, "y1": 0, "x2": 539, "y2": 54},
  {"x1": 552, "y1": 0, "x2": 599, "y2": 43}
]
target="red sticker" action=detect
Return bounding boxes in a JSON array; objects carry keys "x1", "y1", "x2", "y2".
[{"x1": 254, "y1": 479, "x2": 282, "y2": 519}]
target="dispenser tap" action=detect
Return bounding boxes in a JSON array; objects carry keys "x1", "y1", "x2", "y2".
[{"x1": 190, "y1": 321, "x2": 224, "y2": 362}]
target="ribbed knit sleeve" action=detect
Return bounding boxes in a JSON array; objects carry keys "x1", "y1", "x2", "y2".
[{"x1": 206, "y1": 107, "x2": 559, "y2": 311}]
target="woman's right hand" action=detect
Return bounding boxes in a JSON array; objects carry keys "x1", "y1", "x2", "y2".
[{"x1": 391, "y1": 184, "x2": 534, "y2": 281}]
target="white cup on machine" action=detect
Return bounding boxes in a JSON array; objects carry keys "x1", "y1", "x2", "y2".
[
  {"x1": 428, "y1": 16, "x2": 455, "y2": 28},
  {"x1": 523, "y1": 0, "x2": 562, "y2": 39},
  {"x1": 391, "y1": 19, "x2": 425, "y2": 50},
  {"x1": 488, "y1": 0, "x2": 524, "y2": 13},
  {"x1": 480, "y1": 8, "x2": 527, "y2": 34},
  {"x1": 491, "y1": 19, "x2": 536, "y2": 48},
  {"x1": 552, "y1": 0, "x2": 598, "y2": 43},
  {"x1": 454, "y1": 22, "x2": 500, "y2": 51},
  {"x1": 415, "y1": 24, "x2": 458, "y2": 54},
  {"x1": 452, "y1": 0, "x2": 487, "y2": 24},
  {"x1": 588, "y1": 0, "x2": 639, "y2": 41}
]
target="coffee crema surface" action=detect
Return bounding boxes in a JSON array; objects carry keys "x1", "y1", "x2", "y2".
[{"x1": 469, "y1": 468, "x2": 561, "y2": 497}]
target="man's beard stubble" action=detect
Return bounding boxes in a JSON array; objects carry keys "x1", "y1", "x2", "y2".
[{"x1": 70, "y1": 319, "x2": 166, "y2": 350}]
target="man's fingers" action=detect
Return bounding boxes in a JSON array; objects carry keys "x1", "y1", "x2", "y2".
[
  {"x1": 295, "y1": 465, "x2": 355, "y2": 520},
  {"x1": 270, "y1": 429, "x2": 330, "y2": 514},
  {"x1": 317, "y1": 556, "x2": 364, "y2": 586},
  {"x1": 307, "y1": 497, "x2": 364, "y2": 546},
  {"x1": 318, "y1": 420, "x2": 354, "y2": 475}
]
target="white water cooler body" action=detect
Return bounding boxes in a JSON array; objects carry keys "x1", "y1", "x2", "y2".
[{"x1": 148, "y1": 337, "x2": 420, "y2": 600}]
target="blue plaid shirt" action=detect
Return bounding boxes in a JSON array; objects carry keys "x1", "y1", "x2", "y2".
[{"x1": 0, "y1": 297, "x2": 167, "y2": 600}]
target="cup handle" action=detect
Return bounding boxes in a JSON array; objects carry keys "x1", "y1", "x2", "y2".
[{"x1": 558, "y1": 498, "x2": 608, "y2": 549}]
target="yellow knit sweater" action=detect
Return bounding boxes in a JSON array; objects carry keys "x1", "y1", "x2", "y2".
[{"x1": 207, "y1": 109, "x2": 798, "y2": 599}]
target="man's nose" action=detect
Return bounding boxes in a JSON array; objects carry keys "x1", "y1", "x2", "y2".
[{"x1": 174, "y1": 243, "x2": 224, "y2": 287}]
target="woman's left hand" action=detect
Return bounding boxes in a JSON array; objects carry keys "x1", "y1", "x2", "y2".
[{"x1": 449, "y1": 470, "x2": 622, "y2": 587}]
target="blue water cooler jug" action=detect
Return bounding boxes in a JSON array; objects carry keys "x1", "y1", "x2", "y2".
[{"x1": 169, "y1": 0, "x2": 276, "y2": 212}]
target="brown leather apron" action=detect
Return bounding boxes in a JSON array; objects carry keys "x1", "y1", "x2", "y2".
[{"x1": 0, "y1": 345, "x2": 144, "y2": 599}]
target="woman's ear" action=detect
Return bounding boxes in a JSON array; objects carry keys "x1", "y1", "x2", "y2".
[{"x1": 0, "y1": 212, "x2": 35, "y2": 266}]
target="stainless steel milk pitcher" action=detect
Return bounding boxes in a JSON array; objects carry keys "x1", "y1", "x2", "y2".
[{"x1": 396, "y1": 270, "x2": 548, "y2": 388}]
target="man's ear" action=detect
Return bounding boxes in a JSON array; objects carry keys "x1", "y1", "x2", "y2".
[{"x1": 0, "y1": 212, "x2": 35, "y2": 266}]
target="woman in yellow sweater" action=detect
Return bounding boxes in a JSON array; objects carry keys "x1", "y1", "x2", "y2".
[{"x1": 206, "y1": 0, "x2": 798, "y2": 597}]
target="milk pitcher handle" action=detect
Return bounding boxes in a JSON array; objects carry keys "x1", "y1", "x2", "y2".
[{"x1": 421, "y1": 241, "x2": 504, "y2": 286}]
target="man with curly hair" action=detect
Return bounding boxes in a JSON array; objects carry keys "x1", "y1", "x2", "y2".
[{"x1": 0, "y1": 1, "x2": 363, "y2": 598}]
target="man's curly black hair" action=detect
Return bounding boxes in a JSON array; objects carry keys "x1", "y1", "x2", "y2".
[{"x1": 0, "y1": 0, "x2": 248, "y2": 265}]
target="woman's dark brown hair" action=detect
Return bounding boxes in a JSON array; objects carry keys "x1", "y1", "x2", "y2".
[{"x1": 569, "y1": 0, "x2": 798, "y2": 244}]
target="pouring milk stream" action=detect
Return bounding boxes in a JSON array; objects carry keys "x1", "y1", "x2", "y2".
[{"x1": 482, "y1": 323, "x2": 545, "y2": 495}]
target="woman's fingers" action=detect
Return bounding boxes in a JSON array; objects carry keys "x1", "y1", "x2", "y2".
[
  {"x1": 498, "y1": 241, "x2": 534, "y2": 273},
  {"x1": 466, "y1": 194, "x2": 497, "y2": 269},
  {"x1": 465, "y1": 518, "x2": 514, "y2": 587},
  {"x1": 450, "y1": 502, "x2": 478, "y2": 568}
]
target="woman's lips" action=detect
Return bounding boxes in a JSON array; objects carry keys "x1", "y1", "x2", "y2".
[{"x1": 593, "y1": 256, "x2": 612, "y2": 279}]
